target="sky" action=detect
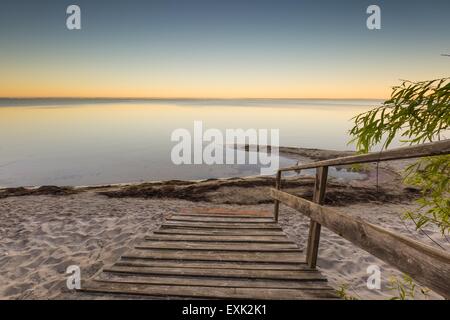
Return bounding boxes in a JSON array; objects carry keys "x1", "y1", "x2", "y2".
[{"x1": 0, "y1": 0, "x2": 449, "y2": 99}]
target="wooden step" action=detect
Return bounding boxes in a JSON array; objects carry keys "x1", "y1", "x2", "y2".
[
  {"x1": 103, "y1": 265, "x2": 326, "y2": 281},
  {"x1": 168, "y1": 215, "x2": 274, "y2": 223},
  {"x1": 161, "y1": 221, "x2": 281, "y2": 229},
  {"x1": 135, "y1": 241, "x2": 299, "y2": 252},
  {"x1": 95, "y1": 274, "x2": 332, "y2": 290},
  {"x1": 179, "y1": 208, "x2": 273, "y2": 217},
  {"x1": 117, "y1": 258, "x2": 309, "y2": 271},
  {"x1": 82, "y1": 280, "x2": 338, "y2": 299},
  {"x1": 123, "y1": 249, "x2": 305, "y2": 263},
  {"x1": 153, "y1": 228, "x2": 286, "y2": 236},
  {"x1": 144, "y1": 234, "x2": 293, "y2": 243},
  {"x1": 177, "y1": 213, "x2": 272, "y2": 218}
]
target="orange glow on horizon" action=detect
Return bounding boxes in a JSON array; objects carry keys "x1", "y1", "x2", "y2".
[
  {"x1": 0, "y1": 79, "x2": 390, "y2": 100},
  {"x1": 1, "y1": 62, "x2": 445, "y2": 100}
]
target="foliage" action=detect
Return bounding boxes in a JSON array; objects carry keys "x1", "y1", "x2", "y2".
[
  {"x1": 348, "y1": 162, "x2": 371, "y2": 173},
  {"x1": 403, "y1": 155, "x2": 450, "y2": 234},
  {"x1": 349, "y1": 78, "x2": 450, "y2": 234},
  {"x1": 337, "y1": 276, "x2": 430, "y2": 300},
  {"x1": 349, "y1": 78, "x2": 450, "y2": 152},
  {"x1": 387, "y1": 274, "x2": 430, "y2": 300},
  {"x1": 336, "y1": 284, "x2": 358, "y2": 300}
]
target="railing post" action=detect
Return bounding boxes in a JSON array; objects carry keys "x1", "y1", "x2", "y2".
[
  {"x1": 306, "y1": 166, "x2": 328, "y2": 268},
  {"x1": 273, "y1": 170, "x2": 282, "y2": 222}
]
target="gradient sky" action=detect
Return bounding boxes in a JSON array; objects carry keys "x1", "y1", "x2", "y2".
[{"x1": 1, "y1": 0, "x2": 449, "y2": 99}]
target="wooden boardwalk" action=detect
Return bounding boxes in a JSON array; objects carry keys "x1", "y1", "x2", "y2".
[{"x1": 81, "y1": 208, "x2": 338, "y2": 299}]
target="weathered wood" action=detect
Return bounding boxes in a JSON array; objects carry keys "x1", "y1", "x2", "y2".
[
  {"x1": 117, "y1": 258, "x2": 310, "y2": 270},
  {"x1": 161, "y1": 221, "x2": 281, "y2": 229},
  {"x1": 123, "y1": 249, "x2": 305, "y2": 263},
  {"x1": 178, "y1": 213, "x2": 272, "y2": 219},
  {"x1": 279, "y1": 139, "x2": 450, "y2": 172},
  {"x1": 312, "y1": 167, "x2": 328, "y2": 204},
  {"x1": 82, "y1": 280, "x2": 338, "y2": 299},
  {"x1": 103, "y1": 265, "x2": 326, "y2": 281},
  {"x1": 154, "y1": 228, "x2": 286, "y2": 236},
  {"x1": 144, "y1": 234, "x2": 292, "y2": 243},
  {"x1": 274, "y1": 170, "x2": 282, "y2": 222},
  {"x1": 270, "y1": 188, "x2": 450, "y2": 299},
  {"x1": 95, "y1": 274, "x2": 332, "y2": 290},
  {"x1": 306, "y1": 166, "x2": 328, "y2": 268},
  {"x1": 306, "y1": 222, "x2": 321, "y2": 268},
  {"x1": 79, "y1": 208, "x2": 336, "y2": 300},
  {"x1": 167, "y1": 216, "x2": 274, "y2": 223},
  {"x1": 180, "y1": 208, "x2": 273, "y2": 217},
  {"x1": 135, "y1": 241, "x2": 299, "y2": 252}
]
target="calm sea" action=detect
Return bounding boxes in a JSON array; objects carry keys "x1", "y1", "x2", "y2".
[{"x1": 0, "y1": 99, "x2": 382, "y2": 187}]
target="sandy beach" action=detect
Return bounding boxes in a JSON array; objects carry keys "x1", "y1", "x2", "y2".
[
  {"x1": 1, "y1": 193, "x2": 447, "y2": 300},
  {"x1": 0, "y1": 149, "x2": 447, "y2": 300}
]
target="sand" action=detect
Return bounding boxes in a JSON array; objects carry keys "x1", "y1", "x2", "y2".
[
  {"x1": 0, "y1": 149, "x2": 447, "y2": 300},
  {"x1": 0, "y1": 190, "x2": 447, "y2": 300}
]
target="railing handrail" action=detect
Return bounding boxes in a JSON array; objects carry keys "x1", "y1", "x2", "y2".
[
  {"x1": 272, "y1": 139, "x2": 450, "y2": 297},
  {"x1": 278, "y1": 139, "x2": 450, "y2": 172},
  {"x1": 270, "y1": 188, "x2": 450, "y2": 299}
]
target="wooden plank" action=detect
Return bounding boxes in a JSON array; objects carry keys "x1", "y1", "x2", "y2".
[
  {"x1": 117, "y1": 258, "x2": 309, "y2": 270},
  {"x1": 103, "y1": 265, "x2": 326, "y2": 281},
  {"x1": 274, "y1": 170, "x2": 282, "y2": 221},
  {"x1": 135, "y1": 241, "x2": 299, "y2": 252},
  {"x1": 123, "y1": 249, "x2": 305, "y2": 263},
  {"x1": 161, "y1": 221, "x2": 281, "y2": 229},
  {"x1": 180, "y1": 208, "x2": 273, "y2": 217},
  {"x1": 306, "y1": 166, "x2": 328, "y2": 268},
  {"x1": 167, "y1": 216, "x2": 274, "y2": 223},
  {"x1": 144, "y1": 234, "x2": 292, "y2": 243},
  {"x1": 81, "y1": 280, "x2": 338, "y2": 299},
  {"x1": 95, "y1": 274, "x2": 332, "y2": 290},
  {"x1": 306, "y1": 222, "x2": 321, "y2": 268},
  {"x1": 154, "y1": 228, "x2": 286, "y2": 236},
  {"x1": 279, "y1": 139, "x2": 450, "y2": 172},
  {"x1": 176, "y1": 213, "x2": 272, "y2": 219},
  {"x1": 270, "y1": 188, "x2": 450, "y2": 299}
]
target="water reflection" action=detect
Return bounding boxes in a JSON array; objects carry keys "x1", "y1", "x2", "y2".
[{"x1": 0, "y1": 99, "x2": 378, "y2": 187}]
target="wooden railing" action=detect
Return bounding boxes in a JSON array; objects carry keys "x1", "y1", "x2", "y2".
[{"x1": 271, "y1": 139, "x2": 450, "y2": 299}]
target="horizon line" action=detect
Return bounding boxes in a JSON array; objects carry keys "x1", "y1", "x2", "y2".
[{"x1": 0, "y1": 96, "x2": 387, "y2": 100}]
